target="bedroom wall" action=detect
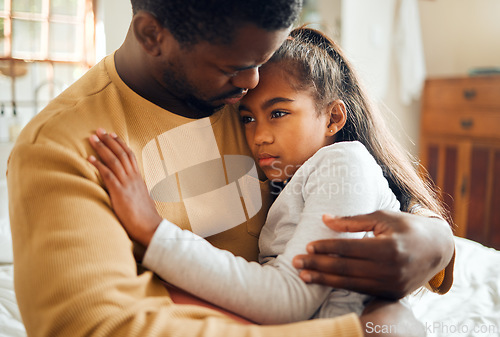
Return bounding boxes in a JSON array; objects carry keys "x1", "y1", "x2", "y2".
[
  {"x1": 420, "y1": 0, "x2": 500, "y2": 77},
  {"x1": 306, "y1": 0, "x2": 500, "y2": 157},
  {"x1": 98, "y1": 0, "x2": 132, "y2": 56},
  {"x1": 317, "y1": 0, "x2": 500, "y2": 155},
  {"x1": 383, "y1": 0, "x2": 500, "y2": 157}
]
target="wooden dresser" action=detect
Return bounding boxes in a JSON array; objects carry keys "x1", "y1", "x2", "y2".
[{"x1": 420, "y1": 76, "x2": 500, "y2": 250}]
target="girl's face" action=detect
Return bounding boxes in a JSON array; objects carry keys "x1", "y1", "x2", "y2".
[{"x1": 239, "y1": 63, "x2": 335, "y2": 182}]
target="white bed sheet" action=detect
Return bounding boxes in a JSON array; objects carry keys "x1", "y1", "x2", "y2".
[
  {"x1": 0, "y1": 264, "x2": 24, "y2": 337},
  {"x1": 0, "y1": 236, "x2": 499, "y2": 337},
  {"x1": 409, "y1": 236, "x2": 500, "y2": 337}
]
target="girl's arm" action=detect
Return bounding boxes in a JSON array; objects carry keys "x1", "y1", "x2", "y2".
[
  {"x1": 89, "y1": 134, "x2": 389, "y2": 324},
  {"x1": 88, "y1": 131, "x2": 332, "y2": 323},
  {"x1": 163, "y1": 282, "x2": 253, "y2": 324}
]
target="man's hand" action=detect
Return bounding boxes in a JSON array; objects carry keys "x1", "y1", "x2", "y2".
[
  {"x1": 293, "y1": 210, "x2": 455, "y2": 299},
  {"x1": 360, "y1": 299, "x2": 425, "y2": 337}
]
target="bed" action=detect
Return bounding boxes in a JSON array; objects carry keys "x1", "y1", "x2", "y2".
[
  {"x1": 0, "y1": 218, "x2": 24, "y2": 337},
  {"x1": 408, "y1": 237, "x2": 500, "y2": 337},
  {"x1": 1, "y1": 215, "x2": 499, "y2": 337}
]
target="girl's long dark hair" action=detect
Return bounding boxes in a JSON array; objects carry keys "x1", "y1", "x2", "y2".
[{"x1": 268, "y1": 26, "x2": 449, "y2": 222}]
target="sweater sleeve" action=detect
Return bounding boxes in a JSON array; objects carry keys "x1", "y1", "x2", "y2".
[
  {"x1": 145, "y1": 219, "x2": 329, "y2": 325},
  {"x1": 7, "y1": 141, "x2": 363, "y2": 337},
  {"x1": 409, "y1": 205, "x2": 455, "y2": 294},
  {"x1": 143, "y1": 143, "x2": 394, "y2": 324}
]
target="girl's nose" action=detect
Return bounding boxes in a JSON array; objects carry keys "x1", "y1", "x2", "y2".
[
  {"x1": 253, "y1": 121, "x2": 273, "y2": 145},
  {"x1": 231, "y1": 67, "x2": 260, "y2": 91}
]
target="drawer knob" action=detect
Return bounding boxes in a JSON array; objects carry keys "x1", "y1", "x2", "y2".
[
  {"x1": 460, "y1": 119, "x2": 474, "y2": 129},
  {"x1": 463, "y1": 89, "x2": 477, "y2": 100}
]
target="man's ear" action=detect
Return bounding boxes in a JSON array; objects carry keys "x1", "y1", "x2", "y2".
[
  {"x1": 132, "y1": 11, "x2": 167, "y2": 57},
  {"x1": 325, "y1": 99, "x2": 347, "y2": 137}
]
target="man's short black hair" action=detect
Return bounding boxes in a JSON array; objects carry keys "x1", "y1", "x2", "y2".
[{"x1": 130, "y1": 0, "x2": 303, "y2": 45}]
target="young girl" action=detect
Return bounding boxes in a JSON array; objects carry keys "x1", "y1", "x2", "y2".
[{"x1": 88, "y1": 27, "x2": 447, "y2": 324}]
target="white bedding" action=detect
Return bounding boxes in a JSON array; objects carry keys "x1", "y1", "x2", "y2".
[
  {"x1": 0, "y1": 236, "x2": 499, "y2": 337},
  {"x1": 0, "y1": 264, "x2": 24, "y2": 337},
  {"x1": 409, "y1": 237, "x2": 500, "y2": 337}
]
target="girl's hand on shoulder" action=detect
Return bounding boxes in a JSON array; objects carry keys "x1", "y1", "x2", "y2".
[{"x1": 88, "y1": 128, "x2": 162, "y2": 246}]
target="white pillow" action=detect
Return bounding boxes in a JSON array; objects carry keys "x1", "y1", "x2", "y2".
[
  {"x1": 0, "y1": 180, "x2": 12, "y2": 263},
  {"x1": 0, "y1": 217, "x2": 12, "y2": 264},
  {"x1": 0, "y1": 143, "x2": 13, "y2": 263},
  {"x1": 0, "y1": 217, "x2": 13, "y2": 263}
]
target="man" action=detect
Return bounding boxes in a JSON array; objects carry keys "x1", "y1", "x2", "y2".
[{"x1": 7, "y1": 1, "x2": 453, "y2": 336}]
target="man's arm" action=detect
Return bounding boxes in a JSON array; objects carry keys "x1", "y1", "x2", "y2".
[
  {"x1": 293, "y1": 211, "x2": 455, "y2": 299},
  {"x1": 8, "y1": 140, "x2": 365, "y2": 337}
]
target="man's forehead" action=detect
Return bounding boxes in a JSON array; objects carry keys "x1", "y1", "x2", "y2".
[{"x1": 197, "y1": 25, "x2": 290, "y2": 68}]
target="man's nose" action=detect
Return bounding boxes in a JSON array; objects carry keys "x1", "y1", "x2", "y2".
[{"x1": 231, "y1": 67, "x2": 260, "y2": 90}]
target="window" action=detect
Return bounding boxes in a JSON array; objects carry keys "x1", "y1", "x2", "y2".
[{"x1": 0, "y1": 0, "x2": 95, "y2": 139}]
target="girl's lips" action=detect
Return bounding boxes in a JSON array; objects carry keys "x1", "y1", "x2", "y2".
[{"x1": 258, "y1": 156, "x2": 278, "y2": 167}]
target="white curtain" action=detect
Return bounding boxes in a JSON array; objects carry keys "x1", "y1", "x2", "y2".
[
  {"x1": 340, "y1": 0, "x2": 426, "y2": 105},
  {"x1": 395, "y1": 0, "x2": 426, "y2": 105}
]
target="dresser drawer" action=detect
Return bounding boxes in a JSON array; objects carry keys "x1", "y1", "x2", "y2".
[
  {"x1": 422, "y1": 76, "x2": 500, "y2": 112},
  {"x1": 421, "y1": 110, "x2": 500, "y2": 138},
  {"x1": 419, "y1": 76, "x2": 500, "y2": 250}
]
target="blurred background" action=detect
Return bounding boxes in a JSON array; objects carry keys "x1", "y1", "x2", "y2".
[
  {"x1": 1, "y1": 0, "x2": 500, "y2": 249},
  {"x1": 0, "y1": 0, "x2": 498, "y2": 150}
]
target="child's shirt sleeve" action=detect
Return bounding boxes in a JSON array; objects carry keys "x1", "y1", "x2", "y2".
[{"x1": 143, "y1": 142, "x2": 397, "y2": 324}]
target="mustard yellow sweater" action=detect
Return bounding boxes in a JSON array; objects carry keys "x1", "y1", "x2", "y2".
[
  {"x1": 7, "y1": 54, "x2": 451, "y2": 337},
  {"x1": 8, "y1": 54, "x2": 364, "y2": 337}
]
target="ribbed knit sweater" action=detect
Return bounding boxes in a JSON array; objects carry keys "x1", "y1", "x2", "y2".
[
  {"x1": 7, "y1": 54, "x2": 451, "y2": 337},
  {"x1": 7, "y1": 54, "x2": 364, "y2": 337}
]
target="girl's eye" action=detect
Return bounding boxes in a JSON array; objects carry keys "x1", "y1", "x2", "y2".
[
  {"x1": 271, "y1": 110, "x2": 289, "y2": 119},
  {"x1": 240, "y1": 115, "x2": 255, "y2": 124}
]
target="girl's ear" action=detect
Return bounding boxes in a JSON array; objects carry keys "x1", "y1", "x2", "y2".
[
  {"x1": 325, "y1": 100, "x2": 347, "y2": 137},
  {"x1": 132, "y1": 11, "x2": 167, "y2": 57}
]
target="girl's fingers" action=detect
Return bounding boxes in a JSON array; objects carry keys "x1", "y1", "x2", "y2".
[
  {"x1": 89, "y1": 133, "x2": 128, "y2": 183},
  {"x1": 94, "y1": 129, "x2": 135, "y2": 175},
  {"x1": 88, "y1": 155, "x2": 121, "y2": 192},
  {"x1": 110, "y1": 133, "x2": 140, "y2": 173}
]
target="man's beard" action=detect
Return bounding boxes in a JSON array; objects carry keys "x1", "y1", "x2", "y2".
[{"x1": 162, "y1": 65, "x2": 245, "y2": 118}]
